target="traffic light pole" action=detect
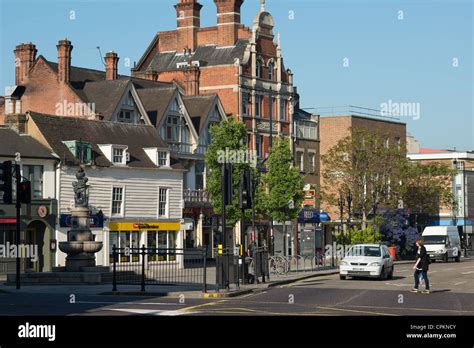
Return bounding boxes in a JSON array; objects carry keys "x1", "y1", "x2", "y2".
[{"x1": 15, "y1": 164, "x2": 21, "y2": 290}]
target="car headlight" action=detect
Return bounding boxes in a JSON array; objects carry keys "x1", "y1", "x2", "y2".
[
  {"x1": 369, "y1": 262, "x2": 380, "y2": 266},
  {"x1": 340, "y1": 260, "x2": 349, "y2": 266},
  {"x1": 436, "y1": 250, "x2": 444, "y2": 254}
]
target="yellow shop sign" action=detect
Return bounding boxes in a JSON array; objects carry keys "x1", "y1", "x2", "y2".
[{"x1": 108, "y1": 221, "x2": 181, "y2": 231}]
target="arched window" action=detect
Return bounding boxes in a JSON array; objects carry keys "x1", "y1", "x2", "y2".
[
  {"x1": 256, "y1": 58, "x2": 263, "y2": 78},
  {"x1": 268, "y1": 62, "x2": 274, "y2": 81}
]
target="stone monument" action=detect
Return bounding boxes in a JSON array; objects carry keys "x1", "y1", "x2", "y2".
[{"x1": 59, "y1": 166, "x2": 103, "y2": 271}]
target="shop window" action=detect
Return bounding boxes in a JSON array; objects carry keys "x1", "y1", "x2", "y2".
[
  {"x1": 147, "y1": 231, "x2": 177, "y2": 261},
  {"x1": 109, "y1": 231, "x2": 139, "y2": 264}
]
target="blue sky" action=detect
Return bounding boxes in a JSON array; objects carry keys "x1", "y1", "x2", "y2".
[{"x1": 1, "y1": 0, "x2": 472, "y2": 150}]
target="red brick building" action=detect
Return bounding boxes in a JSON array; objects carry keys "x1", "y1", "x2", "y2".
[{"x1": 132, "y1": 0, "x2": 297, "y2": 161}]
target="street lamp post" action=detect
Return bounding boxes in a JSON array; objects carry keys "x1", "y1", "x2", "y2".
[
  {"x1": 338, "y1": 192, "x2": 345, "y2": 250},
  {"x1": 346, "y1": 191, "x2": 352, "y2": 243}
]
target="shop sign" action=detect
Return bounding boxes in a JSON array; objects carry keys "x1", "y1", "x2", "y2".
[
  {"x1": 108, "y1": 221, "x2": 180, "y2": 231},
  {"x1": 60, "y1": 213, "x2": 104, "y2": 228}
]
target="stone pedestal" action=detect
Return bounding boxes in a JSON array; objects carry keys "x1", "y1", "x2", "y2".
[{"x1": 58, "y1": 207, "x2": 103, "y2": 272}]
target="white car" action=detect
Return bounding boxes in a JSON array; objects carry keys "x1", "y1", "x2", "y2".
[{"x1": 339, "y1": 244, "x2": 394, "y2": 280}]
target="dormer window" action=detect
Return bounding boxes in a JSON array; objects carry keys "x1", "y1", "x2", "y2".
[
  {"x1": 62, "y1": 140, "x2": 92, "y2": 164},
  {"x1": 113, "y1": 148, "x2": 124, "y2": 164},
  {"x1": 143, "y1": 147, "x2": 170, "y2": 167},
  {"x1": 111, "y1": 146, "x2": 128, "y2": 165},
  {"x1": 158, "y1": 151, "x2": 169, "y2": 166}
]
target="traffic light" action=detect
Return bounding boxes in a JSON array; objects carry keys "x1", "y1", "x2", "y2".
[
  {"x1": 239, "y1": 169, "x2": 252, "y2": 209},
  {"x1": 17, "y1": 180, "x2": 31, "y2": 204},
  {"x1": 0, "y1": 161, "x2": 13, "y2": 204}
]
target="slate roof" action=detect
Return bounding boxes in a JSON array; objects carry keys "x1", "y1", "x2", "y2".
[
  {"x1": 146, "y1": 39, "x2": 249, "y2": 72},
  {"x1": 137, "y1": 87, "x2": 176, "y2": 127},
  {"x1": 182, "y1": 94, "x2": 217, "y2": 134},
  {"x1": 27, "y1": 112, "x2": 182, "y2": 169},
  {"x1": 44, "y1": 58, "x2": 175, "y2": 121},
  {"x1": 0, "y1": 127, "x2": 56, "y2": 159}
]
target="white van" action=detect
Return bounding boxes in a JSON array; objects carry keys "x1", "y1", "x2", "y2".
[{"x1": 422, "y1": 226, "x2": 461, "y2": 263}]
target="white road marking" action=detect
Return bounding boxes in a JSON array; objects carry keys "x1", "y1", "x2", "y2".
[
  {"x1": 461, "y1": 271, "x2": 474, "y2": 275},
  {"x1": 454, "y1": 281, "x2": 467, "y2": 286},
  {"x1": 75, "y1": 301, "x2": 183, "y2": 306},
  {"x1": 106, "y1": 308, "x2": 197, "y2": 316},
  {"x1": 385, "y1": 283, "x2": 412, "y2": 287}
]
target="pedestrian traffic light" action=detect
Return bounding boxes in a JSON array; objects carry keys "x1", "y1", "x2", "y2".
[
  {"x1": 17, "y1": 180, "x2": 31, "y2": 204},
  {"x1": 239, "y1": 169, "x2": 252, "y2": 209},
  {"x1": 0, "y1": 161, "x2": 13, "y2": 204}
]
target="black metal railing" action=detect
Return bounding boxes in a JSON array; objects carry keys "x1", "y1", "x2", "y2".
[{"x1": 111, "y1": 245, "x2": 208, "y2": 293}]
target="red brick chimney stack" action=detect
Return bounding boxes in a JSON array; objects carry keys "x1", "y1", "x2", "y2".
[
  {"x1": 57, "y1": 38, "x2": 73, "y2": 83},
  {"x1": 214, "y1": 0, "x2": 244, "y2": 46},
  {"x1": 14, "y1": 43, "x2": 37, "y2": 85},
  {"x1": 105, "y1": 51, "x2": 119, "y2": 80},
  {"x1": 175, "y1": 0, "x2": 203, "y2": 52}
]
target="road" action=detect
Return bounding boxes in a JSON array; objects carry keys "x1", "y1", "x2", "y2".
[{"x1": 0, "y1": 259, "x2": 473, "y2": 316}]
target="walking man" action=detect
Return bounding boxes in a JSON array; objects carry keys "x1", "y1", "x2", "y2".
[{"x1": 412, "y1": 239, "x2": 431, "y2": 294}]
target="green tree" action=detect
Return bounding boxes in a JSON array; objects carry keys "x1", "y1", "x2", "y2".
[
  {"x1": 321, "y1": 128, "x2": 405, "y2": 227},
  {"x1": 336, "y1": 223, "x2": 383, "y2": 245},
  {"x1": 260, "y1": 137, "x2": 304, "y2": 223},
  {"x1": 397, "y1": 161, "x2": 456, "y2": 217},
  {"x1": 205, "y1": 118, "x2": 252, "y2": 225}
]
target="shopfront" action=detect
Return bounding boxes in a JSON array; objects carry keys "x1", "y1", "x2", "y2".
[
  {"x1": 107, "y1": 221, "x2": 182, "y2": 265},
  {"x1": 297, "y1": 209, "x2": 330, "y2": 256},
  {"x1": 0, "y1": 199, "x2": 57, "y2": 275}
]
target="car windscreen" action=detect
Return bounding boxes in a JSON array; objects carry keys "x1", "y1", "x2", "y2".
[
  {"x1": 347, "y1": 246, "x2": 381, "y2": 257},
  {"x1": 423, "y1": 235, "x2": 446, "y2": 245}
]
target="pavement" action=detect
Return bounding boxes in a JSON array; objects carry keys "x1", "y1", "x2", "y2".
[{"x1": 0, "y1": 259, "x2": 472, "y2": 316}]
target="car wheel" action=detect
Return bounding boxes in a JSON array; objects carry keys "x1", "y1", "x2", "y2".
[
  {"x1": 387, "y1": 266, "x2": 394, "y2": 280},
  {"x1": 443, "y1": 252, "x2": 448, "y2": 263},
  {"x1": 340, "y1": 275, "x2": 346, "y2": 280},
  {"x1": 379, "y1": 267, "x2": 385, "y2": 280}
]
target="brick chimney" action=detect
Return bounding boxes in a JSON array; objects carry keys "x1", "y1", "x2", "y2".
[
  {"x1": 183, "y1": 65, "x2": 200, "y2": 96},
  {"x1": 14, "y1": 43, "x2": 37, "y2": 85},
  {"x1": 175, "y1": 0, "x2": 203, "y2": 52},
  {"x1": 214, "y1": 0, "x2": 244, "y2": 46},
  {"x1": 105, "y1": 51, "x2": 119, "y2": 80},
  {"x1": 57, "y1": 38, "x2": 73, "y2": 83}
]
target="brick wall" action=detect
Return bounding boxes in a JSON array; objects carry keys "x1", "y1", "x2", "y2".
[
  {"x1": 320, "y1": 116, "x2": 407, "y2": 217},
  {"x1": 20, "y1": 58, "x2": 83, "y2": 116}
]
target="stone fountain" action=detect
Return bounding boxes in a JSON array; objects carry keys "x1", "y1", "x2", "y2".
[
  {"x1": 7, "y1": 166, "x2": 110, "y2": 285},
  {"x1": 59, "y1": 166, "x2": 103, "y2": 271}
]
